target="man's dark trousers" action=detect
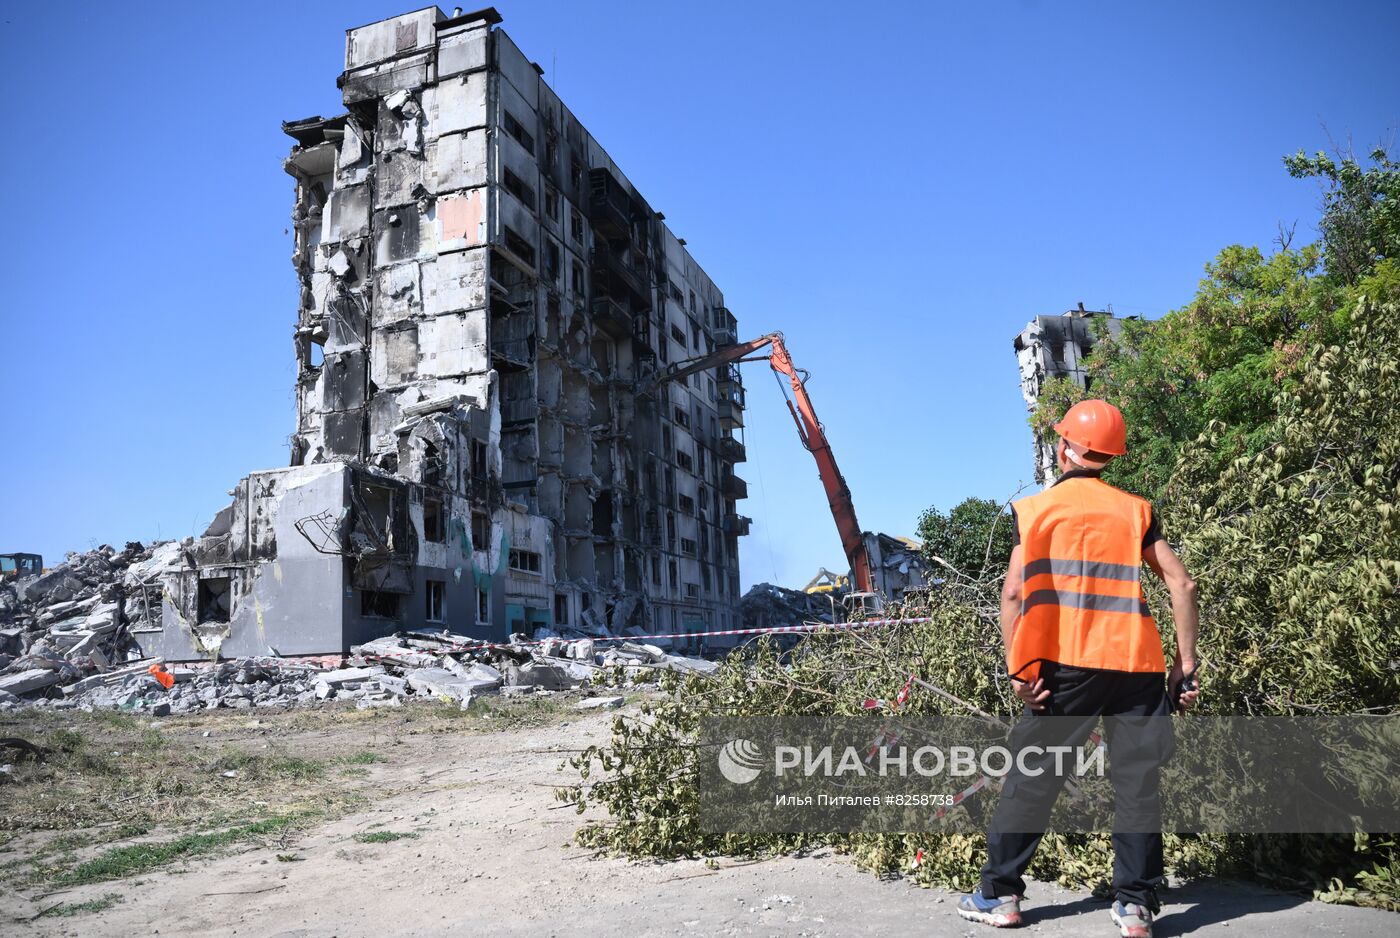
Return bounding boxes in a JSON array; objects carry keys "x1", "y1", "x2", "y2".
[{"x1": 980, "y1": 662, "x2": 1173, "y2": 910}]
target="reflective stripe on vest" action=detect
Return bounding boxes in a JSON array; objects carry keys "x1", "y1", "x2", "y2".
[
  {"x1": 1023, "y1": 589, "x2": 1151, "y2": 617},
  {"x1": 1010, "y1": 476, "x2": 1165, "y2": 679}
]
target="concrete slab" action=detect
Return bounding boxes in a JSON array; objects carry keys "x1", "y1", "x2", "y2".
[{"x1": 0, "y1": 668, "x2": 62, "y2": 695}]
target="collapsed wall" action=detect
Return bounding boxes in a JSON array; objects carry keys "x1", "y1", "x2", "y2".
[{"x1": 126, "y1": 6, "x2": 751, "y2": 659}]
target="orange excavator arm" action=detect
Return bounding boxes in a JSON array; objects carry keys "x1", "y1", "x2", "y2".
[{"x1": 654, "y1": 332, "x2": 874, "y2": 594}]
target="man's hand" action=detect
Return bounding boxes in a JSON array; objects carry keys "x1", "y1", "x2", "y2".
[
  {"x1": 1168, "y1": 658, "x2": 1200, "y2": 711},
  {"x1": 1011, "y1": 676, "x2": 1050, "y2": 712}
]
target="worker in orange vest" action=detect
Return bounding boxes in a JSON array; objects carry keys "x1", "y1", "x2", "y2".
[{"x1": 958, "y1": 399, "x2": 1200, "y2": 938}]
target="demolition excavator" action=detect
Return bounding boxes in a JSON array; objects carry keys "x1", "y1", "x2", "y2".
[{"x1": 653, "y1": 332, "x2": 889, "y2": 621}]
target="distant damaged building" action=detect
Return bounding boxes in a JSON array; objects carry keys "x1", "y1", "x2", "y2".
[
  {"x1": 1013, "y1": 304, "x2": 1126, "y2": 484},
  {"x1": 138, "y1": 7, "x2": 749, "y2": 658}
]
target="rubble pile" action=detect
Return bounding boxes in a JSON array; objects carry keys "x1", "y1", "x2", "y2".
[
  {"x1": 0, "y1": 541, "x2": 721, "y2": 714},
  {"x1": 738, "y1": 582, "x2": 832, "y2": 629},
  {"x1": 0, "y1": 542, "x2": 169, "y2": 701},
  {"x1": 0, "y1": 624, "x2": 719, "y2": 714}
]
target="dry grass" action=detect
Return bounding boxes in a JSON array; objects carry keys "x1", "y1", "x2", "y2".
[
  {"x1": 33, "y1": 891, "x2": 124, "y2": 918},
  {"x1": 0, "y1": 693, "x2": 573, "y2": 890}
]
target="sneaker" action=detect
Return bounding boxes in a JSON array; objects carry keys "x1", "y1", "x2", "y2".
[
  {"x1": 956, "y1": 889, "x2": 1022, "y2": 927},
  {"x1": 1110, "y1": 900, "x2": 1153, "y2": 937}
]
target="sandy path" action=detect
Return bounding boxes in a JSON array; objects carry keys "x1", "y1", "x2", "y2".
[{"x1": 16, "y1": 708, "x2": 1395, "y2": 938}]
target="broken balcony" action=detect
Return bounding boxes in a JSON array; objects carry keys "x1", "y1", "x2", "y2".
[
  {"x1": 282, "y1": 114, "x2": 350, "y2": 150},
  {"x1": 588, "y1": 167, "x2": 632, "y2": 240},
  {"x1": 713, "y1": 306, "x2": 738, "y2": 345},
  {"x1": 501, "y1": 396, "x2": 538, "y2": 425},
  {"x1": 591, "y1": 242, "x2": 648, "y2": 305},
  {"x1": 718, "y1": 435, "x2": 747, "y2": 464},
  {"x1": 716, "y1": 362, "x2": 741, "y2": 400},
  {"x1": 590, "y1": 296, "x2": 633, "y2": 340},
  {"x1": 717, "y1": 397, "x2": 744, "y2": 430},
  {"x1": 491, "y1": 336, "x2": 534, "y2": 369},
  {"x1": 500, "y1": 370, "x2": 538, "y2": 425},
  {"x1": 720, "y1": 471, "x2": 748, "y2": 501},
  {"x1": 631, "y1": 314, "x2": 656, "y2": 361},
  {"x1": 722, "y1": 513, "x2": 752, "y2": 537},
  {"x1": 493, "y1": 291, "x2": 539, "y2": 379}
]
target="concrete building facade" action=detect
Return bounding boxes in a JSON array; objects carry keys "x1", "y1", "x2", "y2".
[
  {"x1": 1013, "y1": 304, "x2": 1126, "y2": 484},
  {"x1": 135, "y1": 7, "x2": 749, "y2": 659}
]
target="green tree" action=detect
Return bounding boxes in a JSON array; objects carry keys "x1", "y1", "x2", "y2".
[
  {"x1": 1032, "y1": 240, "x2": 1352, "y2": 503},
  {"x1": 1161, "y1": 293, "x2": 1400, "y2": 713},
  {"x1": 1030, "y1": 148, "x2": 1400, "y2": 505},
  {"x1": 916, "y1": 497, "x2": 1015, "y2": 581},
  {"x1": 1285, "y1": 147, "x2": 1400, "y2": 286}
]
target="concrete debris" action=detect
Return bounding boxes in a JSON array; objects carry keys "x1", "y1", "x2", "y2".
[
  {"x1": 0, "y1": 542, "x2": 170, "y2": 694},
  {"x1": 0, "y1": 617, "x2": 721, "y2": 713},
  {"x1": 663, "y1": 655, "x2": 721, "y2": 676},
  {"x1": 60, "y1": 661, "x2": 163, "y2": 697},
  {"x1": 738, "y1": 582, "x2": 832, "y2": 629},
  {"x1": 575, "y1": 695, "x2": 625, "y2": 710},
  {"x1": 0, "y1": 669, "x2": 64, "y2": 696},
  {"x1": 406, "y1": 667, "x2": 497, "y2": 706},
  {"x1": 865, "y1": 532, "x2": 935, "y2": 604},
  {"x1": 316, "y1": 666, "x2": 377, "y2": 687}
]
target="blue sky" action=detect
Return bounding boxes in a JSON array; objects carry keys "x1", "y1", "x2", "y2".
[{"x1": 1, "y1": 1, "x2": 1396, "y2": 590}]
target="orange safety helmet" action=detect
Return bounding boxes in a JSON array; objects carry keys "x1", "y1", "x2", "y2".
[{"x1": 1053, "y1": 399, "x2": 1127, "y2": 458}]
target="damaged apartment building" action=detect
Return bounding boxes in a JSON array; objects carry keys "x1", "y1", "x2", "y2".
[
  {"x1": 137, "y1": 6, "x2": 751, "y2": 659},
  {"x1": 1013, "y1": 303, "x2": 1129, "y2": 483}
]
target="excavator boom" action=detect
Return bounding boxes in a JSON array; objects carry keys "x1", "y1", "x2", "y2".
[
  {"x1": 654, "y1": 333, "x2": 874, "y2": 594},
  {"x1": 656, "y1": 334, "x2": 777, "y2": 387}
]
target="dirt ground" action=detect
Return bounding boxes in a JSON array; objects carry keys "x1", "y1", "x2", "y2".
[{"x1": 2, "y1": 698, "x2": 1395, "y2": 938}]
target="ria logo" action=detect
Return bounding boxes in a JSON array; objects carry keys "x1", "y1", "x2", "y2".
[{"x1": 717, "y1": 738, "x2": 765, "y2": 784}]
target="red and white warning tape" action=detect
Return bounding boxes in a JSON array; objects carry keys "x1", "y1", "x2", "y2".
[
  {"x1": 863, "y1": 674, "x2": 917, "y2": 763},
  {"x1": 532, "y1": 615, "x2": 934, "y2": 647},
  {"x1": 862, "y1": 672, "x2": 1000, "y2": 836},
  {"x1": 933, "y1": 774, "x2": 995, "y2": 821},
  {"x1": 383, "y1": 616, "x2": 936, "y2": 657},
  {"x1": 928, "y1": 731, "x2": 1106, "y2": 823}
]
